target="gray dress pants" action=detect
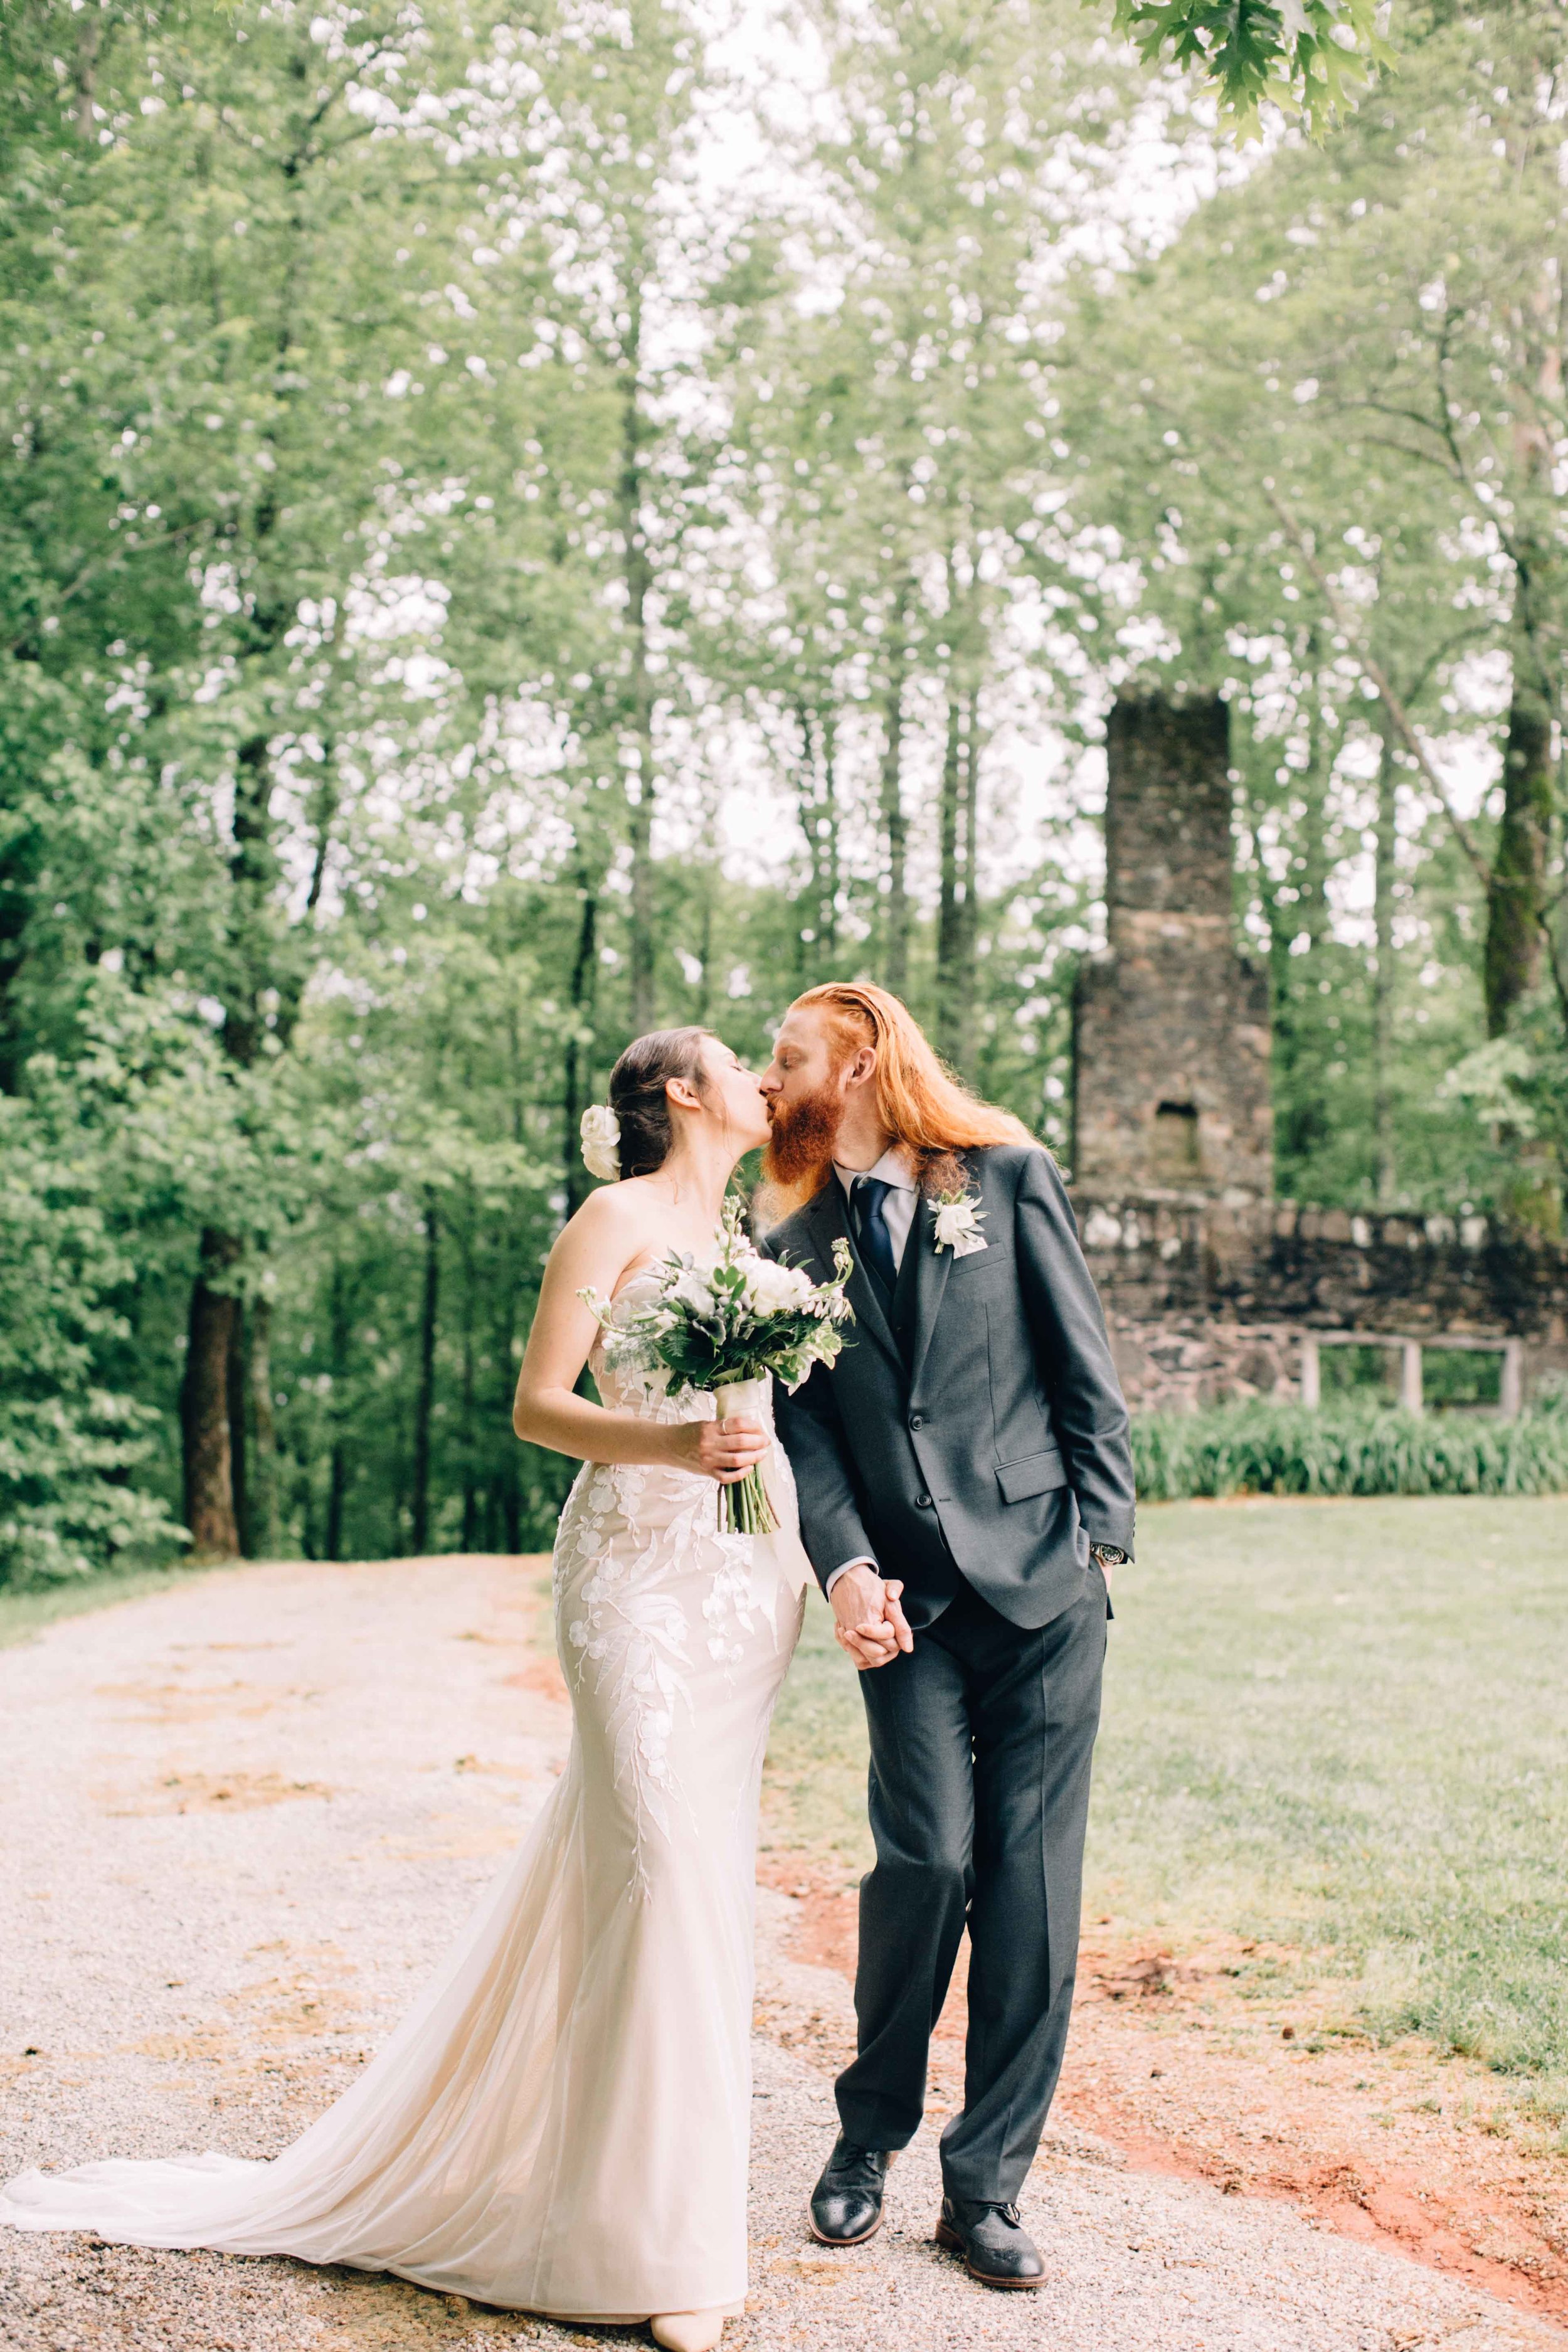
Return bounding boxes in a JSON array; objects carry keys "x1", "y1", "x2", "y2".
[{"x1": 835, "y1": 1572, "x2": 1107, "y2": 2204}]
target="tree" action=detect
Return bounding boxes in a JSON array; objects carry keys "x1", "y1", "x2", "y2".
[
  {"x1": 729, "y1": 0, "x2": 1148, "y2": 1074},
  {"x1": 1057, "y1": 0, "x2": 1567, "y2": 1211}
]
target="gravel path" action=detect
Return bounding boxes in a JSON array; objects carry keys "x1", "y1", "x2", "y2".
[{"x1": 1, "y1": 1556, "x2": 1560, "y2": 2352}]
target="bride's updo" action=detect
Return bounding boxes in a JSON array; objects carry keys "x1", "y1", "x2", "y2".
[{"x1": 608, "y1": 1027, "x2": 714, "y2": 1179}]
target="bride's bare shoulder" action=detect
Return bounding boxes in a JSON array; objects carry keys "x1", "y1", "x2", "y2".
[
  {"x1": 564, "y1": 1181, "x2": 660, "y2": 1242},
  {"x1": 549, "y1": 1181, "x2": 667, "y2": 1281}
]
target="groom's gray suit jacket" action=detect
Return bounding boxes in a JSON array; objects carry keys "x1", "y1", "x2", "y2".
[{"x1": 761, "y1": 1144, "x2": 1135, "y2": 1631}]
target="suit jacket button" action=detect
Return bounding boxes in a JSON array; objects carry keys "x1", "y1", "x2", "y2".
[
  {"x1": 915, "y1": 1493, "x2": 933, "y2": 1509},
  {"x1": 909, "y1": 1412, "x2": 924, "y2": 1430}
]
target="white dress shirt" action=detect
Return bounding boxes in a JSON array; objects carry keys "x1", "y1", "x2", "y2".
[
  {"x1": 835, "y1": 1145, "x2": 919, "y2": 1270},
  {"x1": 824, "y1": 1148, "x2": 919, "y2": 1596}
]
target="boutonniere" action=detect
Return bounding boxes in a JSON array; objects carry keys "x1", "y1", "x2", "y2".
[{"x1": 931, "y1": 1189, "x2": 987, "y2": 1258}]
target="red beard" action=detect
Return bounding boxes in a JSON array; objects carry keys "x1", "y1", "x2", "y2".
[{"x1": 763, "y1": 1080, "x2": 844, "y2": 1190}]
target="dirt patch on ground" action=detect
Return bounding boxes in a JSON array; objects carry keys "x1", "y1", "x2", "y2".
[
  {"x1": 501, "y1": 1659, "x2": 569, "y2": 1705},
  {"x1": 97, "y1": 1769, "x2": 336, "y2": 1814},
  {"x1": 91, "y1": 1678, "x2": 287, "y2": 1725},
  {"x1": 758, "y1": 1857, "x2": 1568, "y2": 2326}
]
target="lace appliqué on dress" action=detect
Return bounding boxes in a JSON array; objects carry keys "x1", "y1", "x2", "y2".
[{"x1": 554, "y1": 1289, "x2": 787, "y2": 1902}]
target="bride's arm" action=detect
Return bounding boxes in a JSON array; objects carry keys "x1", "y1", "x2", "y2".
[{"x1": 511, "y1": 1193, "x2": 768, "y2": 1483}]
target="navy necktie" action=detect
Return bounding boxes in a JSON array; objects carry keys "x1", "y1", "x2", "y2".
[{"x1": 852, "y1": 1175, "x2": 898, "y2": 1295}]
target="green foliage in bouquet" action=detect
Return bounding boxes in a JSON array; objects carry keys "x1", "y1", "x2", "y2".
[
  {"x1": 584, "y1": 1200, "x2": 854, "y2": 1537},
  {"x1": 625, "y1": 1202, "x2": 854, "y2": 1399}
]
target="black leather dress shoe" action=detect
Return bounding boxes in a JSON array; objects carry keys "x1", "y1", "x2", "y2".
[
  {"x1": 935, "y1": 2196, "x2": 1046, "y2": 2289},
  {"x1": 808, "y1": 2134, "x2": 893, "y2": 2245}
]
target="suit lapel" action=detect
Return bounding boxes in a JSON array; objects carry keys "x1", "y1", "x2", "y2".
[
  {"x1": 907, "y1": 1189, "x2": 953, "y2": 1394},
  {"x1": 805, "y1": 1182, "x2": 903, "y2": 1374}
]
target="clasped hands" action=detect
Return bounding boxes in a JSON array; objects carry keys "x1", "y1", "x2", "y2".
[
  {"x1": 674, "y1": 1424, "x2": 911, "y2": 1671},
  {"x1": 829, "y1": 1563, "x2": 913, "y2": 1672}
]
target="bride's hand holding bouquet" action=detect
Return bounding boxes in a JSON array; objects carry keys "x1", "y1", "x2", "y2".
[{"x1": 586, "y1": 1199, "x2": 854, "y2": 1534}]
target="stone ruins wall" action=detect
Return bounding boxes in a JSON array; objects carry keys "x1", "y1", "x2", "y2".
[
  {"x1": 1072, "y1": 1189, "x2": 1568, "y2": 1412},
  {"x1": 1073, "y1": 693, "x2": 1274, "y2": 1202},
  {"x1": 1067, "y1": 688, "x2": 1567, "y2": 1417}
]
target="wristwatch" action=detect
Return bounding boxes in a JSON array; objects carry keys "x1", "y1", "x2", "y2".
[{"x1": 1090, "y1": 1544, "x2": 1127, "y2": 1572}]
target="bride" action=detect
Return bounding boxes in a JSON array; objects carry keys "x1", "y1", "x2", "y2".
[{"x1": 0, "y1": 1027, "x2": 810, "y2": 2352}]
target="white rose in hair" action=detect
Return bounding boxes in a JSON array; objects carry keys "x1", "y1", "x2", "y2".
[
  {"x1": 580, "y1": 1104, "x2": 621, "y2": 1182},
  {"x1": 744, "y1": 1256, "x2": 814, "y2": 1315}
]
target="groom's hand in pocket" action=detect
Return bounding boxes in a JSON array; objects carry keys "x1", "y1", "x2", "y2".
[{"x1": 830, "y1": 1565, "x2": 914, "y2": 1671}]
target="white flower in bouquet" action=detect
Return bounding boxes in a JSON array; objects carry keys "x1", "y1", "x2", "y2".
[
  {"x1": 672, "y1": 1267, "x2": 717, "y2": 1315},
  {"x1": 742, "y1": 1255, "x2": 815, "y2": 1316},
  {"x1": 603, "y1": 1199, "x2": 856, "y2": 1539},
  {"x1": 580, "y1": 1104, "x2": 621, "y2": 1182}
]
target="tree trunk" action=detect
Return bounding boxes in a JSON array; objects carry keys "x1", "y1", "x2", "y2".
[
  {"x1": 460, "y1": 1204, "x2": 477, "y2": 1552},
  {"x1": 326, "y1": 1442, "x2": 347, "y2": 1564},
  {"x1": 1484, "y1": 652, "x2": 1553, "y2": 1038},
  {"x1": 936, "y1": 679, "x2": 979, "y2": 1075},
  {"x1": 245, "y1": 1290, "x2": 279, "y2": 1558},
  {"x1": 227, "y1": 1297, "x2": 248, "y2": 1555},
  {"x1": 222, "y1": 732, "x2": 275, "y2": 1070},
  {"x1": 501, "y1": 1459, "x2": 522, "y2": 1554},
  {"x1": 181, "y1": 1229, "x2": 243, "y2": 1560},
  {"x1": 72, "y1": 9, "x2": 103, "y2": 137},
  {"x1": 1294, "y1": 639, "x2": 1332, "y2": 951},
  {"x1": 181, "y1": 726, "x2": 277, "y2": 1552},
  {"x1": 879, "y1": 603, "x2": 911, "y2": 998},
  {"x1": 0, "y1": 813, "x2": 39, "y2": 1096},
  {"x1": 325, "y1": 1269, "x2": 351, "y2": 1564},
  {"x1": 694, "y1": 871, "x2": 714, "y2": 1024},
  {"x1": 820, "y1": 709, "x2": 840, "y2": 960},
  {"x1": 563, "y1": 881, "x2": 599, "y2": 1217},
  {"x1": 411, "y1": 1189, "x2": 439, "y2": 1554},
  {"x1": 1372, "y1": 716, "x2": 1398, "y2": 1208},
  {"x1": 618, "y1": 279, "x2": 657, "y2": 1034},
  {"x1": 496, "y1": 1275, "x2": 522, "y2": 1554},
  {"x1": 792, "y1": 697, "x2": 840, "y2": 975}
]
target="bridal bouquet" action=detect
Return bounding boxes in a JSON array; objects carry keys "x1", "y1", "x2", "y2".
[{"x1": 590, "y1": 1199, "x2": 854, "y2": 1536}]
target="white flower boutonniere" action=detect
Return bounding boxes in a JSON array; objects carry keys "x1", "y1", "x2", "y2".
[{"x1": 931, "y1": 1190, "x2": 987, "y2": 1258}]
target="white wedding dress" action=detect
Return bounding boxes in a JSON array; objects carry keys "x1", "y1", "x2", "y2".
[{"x1": 0, "y1": 1275, "x2": 809, "y2": 2321}]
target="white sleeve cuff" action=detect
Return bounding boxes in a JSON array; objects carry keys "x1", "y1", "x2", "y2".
[{"x1": 825, "y1": 1556, "x2": 877, "y2": 1597}]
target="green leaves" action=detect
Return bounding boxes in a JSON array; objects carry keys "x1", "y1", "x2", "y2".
[
  {"x1": 1107, "y1": 0, "x2": 1394, "y2": 138},
  {"x1": 1131, "y1": 1397, "x2": 1568, "y2": 1501},
  {"x1": 1, "y1": 0, "x2": 1558, "y2": 1576},
  {"x1": 0, "y1": 1099, "x2": 184, "y2": 1585}
]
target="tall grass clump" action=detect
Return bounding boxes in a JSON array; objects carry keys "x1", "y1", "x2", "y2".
[{"x1": 1131, "y1": 1394, "x2": 1568, "y2": 1501}]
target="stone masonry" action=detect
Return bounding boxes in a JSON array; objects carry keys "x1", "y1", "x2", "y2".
[
  {"x1": 1073, "y1": 693, "x2": 1273, "y2": 1202},
  {"x1": 1069, "y1": 692, "x2": 1568, "y2": 1412}
]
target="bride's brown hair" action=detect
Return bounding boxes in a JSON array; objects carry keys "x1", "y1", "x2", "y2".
[
  {"x1": 787, "y1": 982, "x2": 1034, "y2": 1200},
  {"x1": 608, "y1": 1027, "x2": 714, "y2": 1179}
]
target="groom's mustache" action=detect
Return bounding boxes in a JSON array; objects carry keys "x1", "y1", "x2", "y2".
[{"x1": 763, "y1": 1082, "x2": 844, "y2": 1187}]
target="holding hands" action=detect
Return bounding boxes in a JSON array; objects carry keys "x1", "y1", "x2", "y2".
[{"x1": 829, "y1": 1563, "x2": 913, "y2": 1672}]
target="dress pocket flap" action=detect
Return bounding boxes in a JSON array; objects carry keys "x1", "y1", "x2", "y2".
[{"x1": 995, "y1": 1448, "x2": 1067, "y2": 1503}]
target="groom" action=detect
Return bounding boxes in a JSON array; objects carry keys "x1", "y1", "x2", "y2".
[{"x1": 758, "y1": 982, "x2": 1134, "y2": 2291}]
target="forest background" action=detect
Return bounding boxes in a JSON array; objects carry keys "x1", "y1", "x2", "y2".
[{"x1": 2, "y1": 0, "x2": 1564, "y2": 1582}]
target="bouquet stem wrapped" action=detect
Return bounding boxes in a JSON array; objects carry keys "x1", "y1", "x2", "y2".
[
  {"x1": 584, "y1": 1199, "x2": 854, "y2": 1539},
  {"x1": 713, "y1": 1377, "x2": 778, "y2": 1536}
]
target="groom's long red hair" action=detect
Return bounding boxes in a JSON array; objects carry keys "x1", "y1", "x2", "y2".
[{"x1": 778, "y1": 981, "x2": 1034, "y2": 1207}]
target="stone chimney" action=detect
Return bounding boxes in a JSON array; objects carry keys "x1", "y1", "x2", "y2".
[{"x1": 1072, "y1": 692, "x2": 1273, "y2": 1200}]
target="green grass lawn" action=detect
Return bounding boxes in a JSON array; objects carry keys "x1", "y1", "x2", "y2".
[{"x1": 763, "y1": 1495, "x2": 1568, "y2": 2114}]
